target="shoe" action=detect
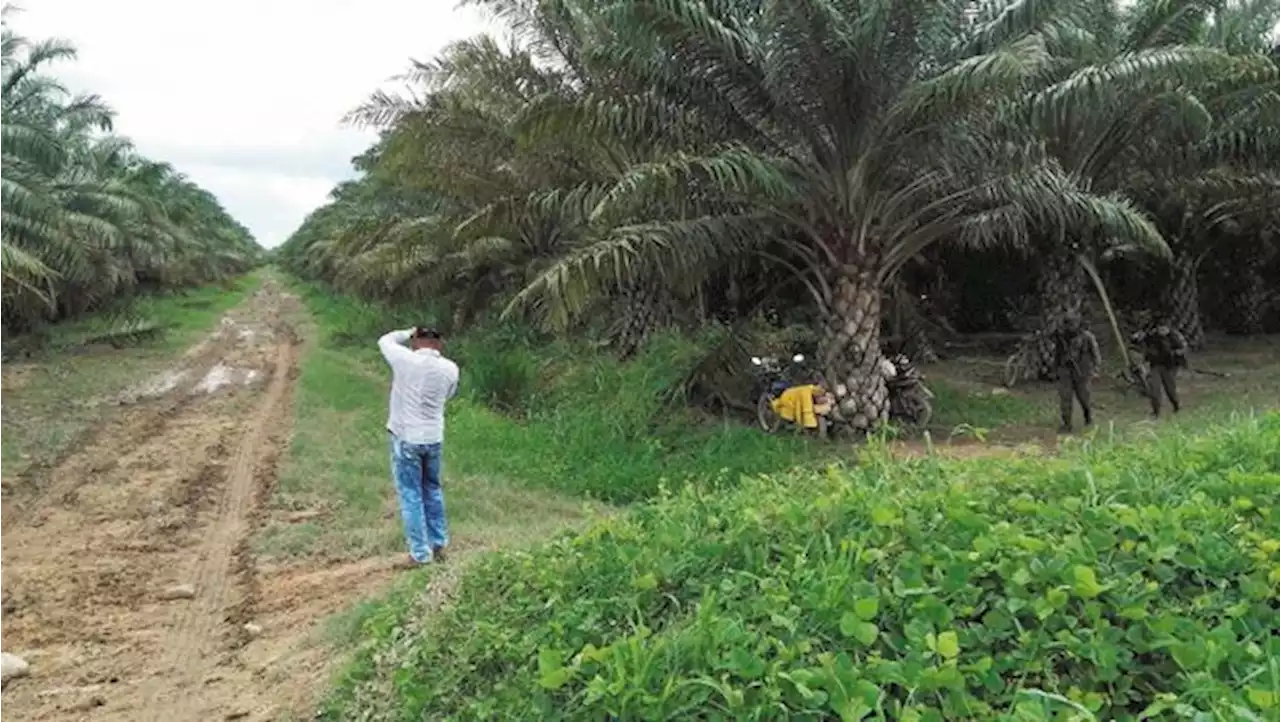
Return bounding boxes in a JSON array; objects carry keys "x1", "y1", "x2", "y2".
[
  {"x1": 393, "y1": 555, "x2": 428, "y2": 570},
  {"x1": 431, "y1": 545, "x2": 448, "y2": 564},
  {"x1": 1058, "y1": 424, "x2": 1072, "y2": 434}
]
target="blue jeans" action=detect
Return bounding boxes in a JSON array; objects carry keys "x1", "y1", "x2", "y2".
[{"x1": 389, "y1": 434, "x2": 448, "y2": 562}]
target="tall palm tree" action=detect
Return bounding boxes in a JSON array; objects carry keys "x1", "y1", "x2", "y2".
[
  {"x1": 1135, "y1": 0, "x2": 1280, "y2": 345},
  {"x1": 993, "y1": 0, "x2": 1278, "y2": 350},
  {"x1": 2, "y1": 19, "x2": 260, "y2": 334},
  {"x1": 490, "y1": 0, "x2": 1164, "y2": 427}
]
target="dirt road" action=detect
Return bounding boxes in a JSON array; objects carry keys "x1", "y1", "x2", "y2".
[{"x1": 1, "y1": 280, "x2": 364, "y2": 720}]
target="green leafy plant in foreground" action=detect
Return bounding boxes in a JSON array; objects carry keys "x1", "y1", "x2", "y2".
[{"x1": 324, "y1": 414, "x2": 1280, "y2": 721}]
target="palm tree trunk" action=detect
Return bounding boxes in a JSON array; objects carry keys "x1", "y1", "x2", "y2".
[
  {"x1": 610, "y1": 280, "x2": 672, "y2": 358},
  {"x1": 1166, "y1": 251, "x2": 1205, "y2": 348},
  {"x1": 821, "y1": 267, "x2": 889, "y2": 431},
  {"x1": 1234, "y1": 267, "x2": 1268, "y2": 335},
  {"x1": 1038, "y1": 250, "x2": 1087, "y2": 329},
  {"x1": 902, "y1": 315, "x2": 939, "y2": 363},
  {"x1": 1027, "y1": 250, "x2": 1087, "y2": 377}
]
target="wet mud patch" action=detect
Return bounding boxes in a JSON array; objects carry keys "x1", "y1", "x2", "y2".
[{"x1": 0, "y1": 280, "x2": 308, "y2": 721}]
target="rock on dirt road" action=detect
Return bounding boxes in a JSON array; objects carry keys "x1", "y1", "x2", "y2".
[
  {"x1": 2, "y1": 652, "x2": 30, "y2": 684},
  {"x1": 0, "y1": 280, "x2": 399, "y2": 721},
  {"x1": 159, "y1": 584, "x2": 198, "y2": 601}
]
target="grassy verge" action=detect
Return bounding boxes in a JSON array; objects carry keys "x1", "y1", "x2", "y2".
[
  {"x1": 271, "y1": 282, "x2": 828, "y2": 511},
  {"x1": 321, "y1": 413, "x2": 1280, "y2": 721},
  {"x1": 277, "y1": 281, "x2": 1280, "y2": 719},
  {"x1": 1, "y1": 273, "x2": 261, "y2": 480},
  {"x1": 255, "y1": 285, "x2": 612, "y2": 563},
  {"x1": 266, "y1": 281, "x2": 1280, "y2": 564},
  {"x1": 255, "y1": 335, "x2": 606, "y2": 562},
  {"x1": 926, "y1": 339, "x2": 1280, "y2": 444}
]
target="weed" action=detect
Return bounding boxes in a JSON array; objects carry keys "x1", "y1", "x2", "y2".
[
  {"x1": 283, "y1": 282, "x2": 831, "y2": 505},
  {"x1": 256, "y1": 288, "x2": 608, "y2": 562},
  {"x1": 321, "y1": 413, "x2": 1280, "y2": 721}
]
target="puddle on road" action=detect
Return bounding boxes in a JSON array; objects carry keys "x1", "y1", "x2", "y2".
[
  {"x1": 193, "y1": 364, "x2": 262, "y2": 394},
  {"x1": 117, "y1": 370, "x2": 191, "y2": 404}
]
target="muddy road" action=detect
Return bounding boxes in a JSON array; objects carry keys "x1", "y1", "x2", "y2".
[{"x1": 1, "y1": 281, "x2": 366, "y2": 721}]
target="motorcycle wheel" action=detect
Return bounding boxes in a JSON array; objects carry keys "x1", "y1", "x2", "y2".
[
  {"x1": 756, "y1": 394, "x2": 782, "y2": 433},
  {"x1": 893, "y1": 393, "x2": 932, "y2": 431},
  {"x1": 1002, "y1": 353, "x2": 1022, "y2": 388}
]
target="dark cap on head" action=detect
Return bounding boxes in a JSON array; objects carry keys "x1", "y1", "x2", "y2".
[
  {"x1": 412, "y1": 326, "x2": 442, "y2": 340},
  {"x1": 1056, "y1": 313, "x2": 1083, "y2": 335}
]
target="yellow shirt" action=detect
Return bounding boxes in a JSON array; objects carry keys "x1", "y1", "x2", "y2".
[{"x1": 770, "y1": 384, "x2": 828, "y2": 429}]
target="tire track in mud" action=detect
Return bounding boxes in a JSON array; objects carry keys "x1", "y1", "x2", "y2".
[
  {"x1": 225, "y1": 406, "x2": 291, "y2": 651},
  {"x1": 138, "y1": 335, "x2": 298, "y2": 722},
  {"x1": 1, "y1": 319, "x2": 242, "y2": 528},
  {"x1": 1, "y1": 282, "x2": 305, "y2": 722}
]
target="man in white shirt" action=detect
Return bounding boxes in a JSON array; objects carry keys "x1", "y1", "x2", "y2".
[{"x1": 378, "y1": 326, "x2": 459, "y2": 566}]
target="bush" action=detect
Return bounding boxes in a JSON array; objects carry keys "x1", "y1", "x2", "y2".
[
  {"x1": 450, "y1": 325, "x2": 543, "y2": 413},
  {"x1": 324, "y1": 298, "x2": 408, "y2": 348},
  {"x1": 291, "y1": 281, "x2": 828, "y2": 503},
  {"x1": 441, "y1": 329, "x2": 817, "y2": 503},
  {"x1": 324, "y1": 414, "x2": 1280, "y2": 721}
]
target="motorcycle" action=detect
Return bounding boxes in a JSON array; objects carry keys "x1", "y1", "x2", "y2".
[
  {"x1": 751, "y1": 351, "x2": 933, "y2": 435},
  {"x1": 884, "y1": 352, "x2": 934, "y2": 430},
  {"x1": 749, "y1": 352, "x2": 833, "y2": 436}
]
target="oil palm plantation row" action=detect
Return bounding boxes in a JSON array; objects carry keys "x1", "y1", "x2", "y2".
[
  {"x1": 2, "y1": 19, "x2": 261, "y2": 334},
  {"x1": 279, "y1": 0, "x2": 1280, "y2": 426}
]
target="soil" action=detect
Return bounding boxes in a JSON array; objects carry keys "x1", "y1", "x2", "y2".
[
  {"x1": 890, "y1": 436, "x2": 1049, "y2": 461},
  {"x1": 0, "y1": 280, "x2": 396, "y2": 721}
]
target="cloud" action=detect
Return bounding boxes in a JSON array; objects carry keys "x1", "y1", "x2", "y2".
[{"x1": 10, "y1": 0, "x2": 497, "y2": 248}]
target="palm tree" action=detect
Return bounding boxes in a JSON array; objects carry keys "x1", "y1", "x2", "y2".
[
  {"x1": 489, "y1": 0, "x2": 1164, "y2": 427},
  {"x1": 1136, "y1": 0, "x2": 1280, "y2": 346},
  {"x1": 2, "y1": 19, "x2": 260, "y2": 334},
  {"x1": 992, "y1": 0, "x2": 1278, "y2": 355}
]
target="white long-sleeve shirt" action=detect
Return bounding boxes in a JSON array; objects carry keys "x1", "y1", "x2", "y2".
[{"x1": 378, "y1": 329, "x2": 459, "y2": 444}]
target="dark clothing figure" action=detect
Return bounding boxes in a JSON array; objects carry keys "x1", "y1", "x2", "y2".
[
  {"x1": 1057, "y1": 372, "x2": 1093, "y2": 430},
  {"x1": 1131, "y1": 324, "x2": 1188, "y2": 417},
  {"x1": 1145, "y1": 366, "x2": 1180, "y2": 415},
  {"x1": 1052, "y1": 318, "x2": 1102, "y2": 432}
]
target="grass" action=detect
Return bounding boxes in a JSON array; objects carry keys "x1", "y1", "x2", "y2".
[
  {"x1": 266, "y1": 280, "x2": 1280, "y2": 564},
  {"x1": 320, "y1": 412, "x2": 1280, "y2": 721},
  {"x1": 0, "y1": 273, "x2": 262, "y2": 481},
  {"x1": 254, "y1": 289, "x2": 611, "y2": 563},
  {"x1": 924, "y1": 336, "x2": 1280, "y2": 444},
  {"x1": 268, "y1": 282, "x2": 830, "y2": 515},
  {"x1": 277, "y1": 282, "x2": 1280, "y2": 721}
]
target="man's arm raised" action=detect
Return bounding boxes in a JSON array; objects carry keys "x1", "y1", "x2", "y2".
[{"x1": 378, "y1": 329, "x2": 416, "y2": 366}]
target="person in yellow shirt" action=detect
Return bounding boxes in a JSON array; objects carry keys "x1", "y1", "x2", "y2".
[{"x1": 771, "y1": 383, "x2": 834, "y2": 431}]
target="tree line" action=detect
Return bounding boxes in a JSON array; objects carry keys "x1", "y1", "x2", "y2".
[
  {"x1": 278, "y1": 0, "x2": 1279, "y2": 427},
  {"x1": 2, "y1": 13, "x2": 261, "y2": 336}
]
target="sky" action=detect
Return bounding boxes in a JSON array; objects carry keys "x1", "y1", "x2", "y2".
[{"x1": 10, "y1": 0, "x2": 498, "y2": 248}]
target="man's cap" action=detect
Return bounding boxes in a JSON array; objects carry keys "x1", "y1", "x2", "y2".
[{"x1": 412, "y1": 326, "x2": 442, "y2": 340}]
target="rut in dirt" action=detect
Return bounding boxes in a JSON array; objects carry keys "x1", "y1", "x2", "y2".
[
  {"x1": 0, "y1": 281, "x2": 305, "y2": 722},
  {"x1": 139, "y1": 338, "x2": 297, "y2": 720},
  {"x1": 1, "y1": 313, "x2": 245, "y2": 527}
]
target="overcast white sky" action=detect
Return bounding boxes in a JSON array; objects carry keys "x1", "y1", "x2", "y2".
[{"x1": 10, "y1": 0, "x2": 497, "y2": 248}]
